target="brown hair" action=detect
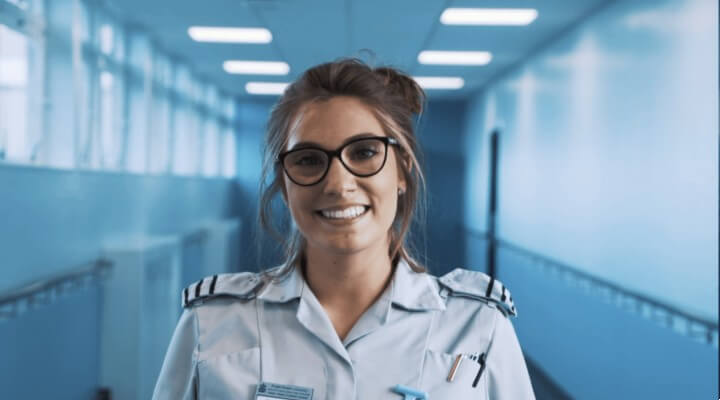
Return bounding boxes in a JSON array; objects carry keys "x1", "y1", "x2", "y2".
[{"x1": 257, "y1": 57, "x2": 428, "y2": 278}]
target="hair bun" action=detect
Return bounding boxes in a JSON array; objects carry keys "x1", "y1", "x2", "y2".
[{"x1": 374, "y1": 67, "x2": 426, "y2": 115}]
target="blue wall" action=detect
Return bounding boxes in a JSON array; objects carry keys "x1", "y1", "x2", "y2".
[
  {"x1": 0, "y1": 286, "x2": 103, "y2": 399},
  {"x1": 0, "y1": 164, "x2": 239, "y2": 396},
  {"x1": 464, "y1": 0, "x2": 717, "y2": 322},
  {"x1": 0, "y1": 165, "x2": 238, "y2": 291},
  {"x1": 417, "y1": 100, "x2": 468, "y2": 276},
  {"x1": 463, "y1": 0, "x2": 718, "y2": 397},
  {"x1": 496, "y1": 245, "x2": 718, "y2": 399}
]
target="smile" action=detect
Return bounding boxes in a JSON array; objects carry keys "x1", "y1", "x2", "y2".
[{"x1": 316, "y1": 205, "x2": 370, "y2": 220}]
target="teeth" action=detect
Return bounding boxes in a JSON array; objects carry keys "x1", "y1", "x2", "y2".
[{"x1": 320, "y1": 206, "x2": 367, "y2": 220}]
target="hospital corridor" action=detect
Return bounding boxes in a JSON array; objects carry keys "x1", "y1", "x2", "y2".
[{"x1": 0, "y1": 0, "x2": 717, "y2": 398}]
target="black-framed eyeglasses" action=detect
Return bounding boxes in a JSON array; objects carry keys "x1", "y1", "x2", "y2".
[{"x1": 277, "y1": 136, "x2": 399, "y2": 186}]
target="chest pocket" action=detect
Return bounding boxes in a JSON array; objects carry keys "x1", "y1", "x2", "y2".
[
  {"x1": 198, "y1": 348, "x2": 260, "y2": 399},
  {"x1": 197, "y1": 347, "x2": 327, "y2": 400},
  {"x1": 421, "y1": 350, "x2": 488, "y2": 399}
]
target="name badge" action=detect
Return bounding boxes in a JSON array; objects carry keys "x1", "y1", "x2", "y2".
[{"x1": 255, "y1": 382, "x2": 314, "y2": 400}]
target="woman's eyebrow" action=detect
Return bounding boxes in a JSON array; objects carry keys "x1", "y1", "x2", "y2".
[{"x1": 288, "y1": 132, "x2": 381, "y2": 150}]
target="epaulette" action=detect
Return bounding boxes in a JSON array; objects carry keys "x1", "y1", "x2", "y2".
[
  {"x1": 182, "y1": 272, "x2": 264, "y2": 308},
  {"x1": 437, "y1": 268, "x2": 517, "y2": 317}
]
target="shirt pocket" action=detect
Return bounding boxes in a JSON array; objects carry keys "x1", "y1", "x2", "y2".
[
  {"x1": 421, "y1": 350, "x2": 488, "y2": 399},
  {"x1": 198, "y1": 347, "x2": 260, "y2": 399}
]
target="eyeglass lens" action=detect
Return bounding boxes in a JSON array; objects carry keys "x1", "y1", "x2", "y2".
[{"x1": 283, "y1": 138, "x2": 387, "y2": 185}]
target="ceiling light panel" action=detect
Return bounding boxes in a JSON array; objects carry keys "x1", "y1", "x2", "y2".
[
  {"x1": 223, "y1": 61, "x2": 290, "y2": 75},
  {"x1": 246, "y1": 82, "x2": 290, "y2": 95},
  {"x1": 418, "y1": 51, "x2": 492, "y2": 66},
  {"x1": 412, "y1": 77, "x2": 465, "y2": 90},
  {"x1": 440, "y1": 8, "x2": 538, "y2": 26},
  {"x1": 188, "y1": 26, "x2": 272, "y2": 43}
]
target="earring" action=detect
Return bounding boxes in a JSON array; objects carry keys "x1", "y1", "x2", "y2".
[{"x1": 398, "y1": 188, "x2": 405, "y2": 196}]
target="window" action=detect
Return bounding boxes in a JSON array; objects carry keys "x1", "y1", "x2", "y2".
[
  {"x1": 221, "y1": 125, "x2": 236, "y2": 178},
  {"x1": 1, "y1": 0, "x2": 238, "y2": 175},
  {"x1": 171, "y1": 65, "x2": 199, "y2": 175},
  {"x1": 0, "y1": 23, "x2": 29, "y2": 162},
  {"x1": 202, "y1": 116, "x2": 220, "y2": 177},
  {"x1": 220, "y1": 95, "x2": 237, "y2": 178}
]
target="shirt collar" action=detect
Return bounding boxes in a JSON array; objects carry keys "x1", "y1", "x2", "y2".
[
  {"x1": 390, "y1": 257, "x2": 446, "y2": 311},
  {"x1": 256, "y1": 262, "x2": 304, "y2": 303},
  {"x1": 256, "y1": 257, "x2": 446, "y2": 312}
]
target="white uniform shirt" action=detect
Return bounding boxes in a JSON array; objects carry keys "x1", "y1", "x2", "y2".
[{"x1": 153, "y1": 258, "x2": 535, "y2": 399}]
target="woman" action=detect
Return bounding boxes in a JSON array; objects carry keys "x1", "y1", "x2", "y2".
[{"x1": 153, "y1": 58, "x2": 535, "y2": 399}]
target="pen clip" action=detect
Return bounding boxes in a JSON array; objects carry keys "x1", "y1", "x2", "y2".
[{"x1": 471, "y1": 353, "x2": 487, "y2": 388}]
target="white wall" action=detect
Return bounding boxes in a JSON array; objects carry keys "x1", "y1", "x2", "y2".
[{"x1": 464, "y1": 0, "x2": 717, "y2": 321}]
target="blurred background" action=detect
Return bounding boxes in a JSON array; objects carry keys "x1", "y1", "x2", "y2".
[{"x1": 0, "y1": 0, "x2": 717, "y2": 398}]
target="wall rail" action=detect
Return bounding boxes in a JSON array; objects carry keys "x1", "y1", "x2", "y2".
[
  {"x1": 465, "y1": 228, "x2": 719, "y2": 347},
  {"x1": 0, "y1": 259, "x2": 112, "y2": 321}
]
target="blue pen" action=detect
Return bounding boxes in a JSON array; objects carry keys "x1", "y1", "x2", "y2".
[{"x1": 392, "y1": 384, "x2": 429, "y2": 400}]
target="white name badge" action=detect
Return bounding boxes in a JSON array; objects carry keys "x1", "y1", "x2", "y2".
[{"x1": 255, "y1": 382, "x2": 314, "y2": 400}]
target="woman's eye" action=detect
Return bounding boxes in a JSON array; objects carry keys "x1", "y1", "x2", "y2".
[
  {"x1": 295, "y1": 156, "x2": 323, "y2": 166},
  {"x1": 353, "y1": 149, "x2": 378, "y2": 160}
]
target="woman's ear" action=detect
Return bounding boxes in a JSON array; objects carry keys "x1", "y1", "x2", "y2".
[
  {"x1": 403, "y1": 154, "x2": 413, "y2": 175},
  {"x1": 396, "y1": 154, "x2": 411, "y2": 193}
]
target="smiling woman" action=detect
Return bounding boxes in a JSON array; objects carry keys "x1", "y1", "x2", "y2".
[{"x1": 153, "y1": 58, "x2": 536, "y2": 399}]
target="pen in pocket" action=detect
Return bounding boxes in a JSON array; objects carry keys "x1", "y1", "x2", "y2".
[{"x1": 446, "y1": 354, "x2": 464, "y2": 382}]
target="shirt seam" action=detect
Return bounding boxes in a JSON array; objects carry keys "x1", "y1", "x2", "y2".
[{"x1": 191, "y1": 308, "x2": 200, "y2": 398}]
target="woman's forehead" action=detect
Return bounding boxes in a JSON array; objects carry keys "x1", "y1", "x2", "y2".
[{"x1": 285, "y1": 97, "x2": 386, "y2": 149}]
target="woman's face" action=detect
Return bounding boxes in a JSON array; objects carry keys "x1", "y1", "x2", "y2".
[{"x1": 282, "y1": 96, "x2": 407, "y2": 256}]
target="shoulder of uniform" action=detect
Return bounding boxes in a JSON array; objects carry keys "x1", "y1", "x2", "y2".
[
  {"x1": 182, "y1": 271, "x2": 264, "y2": 308},
  {"x1": 437, "y1": 268, "x2": 517, "y2": 317}
]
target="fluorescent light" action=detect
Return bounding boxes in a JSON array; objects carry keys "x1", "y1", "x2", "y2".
[
  {"x1": 188, "y1": 26, "x2": 272, "y2": 43},
  {"x1": 440, "y1": 8, "x2": 538, "y2": 26},
  {"x1": 418, "y1": 51, "x2": 492, "y2": 66},
  {"x1": 223, "y1": 61, "x2": 290, "y2": 75},
  {"x1": 412, "y1": 77, "x2": 464, "y2": 90},
  {"x1": 246, "y1": 82, "x2": 289, "y2": 95}
]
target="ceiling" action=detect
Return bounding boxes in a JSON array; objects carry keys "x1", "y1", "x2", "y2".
[{"x1": 107, "y1": 0, "x2": 612, "y2": 100}]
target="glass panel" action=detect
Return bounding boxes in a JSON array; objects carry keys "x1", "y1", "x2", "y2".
[
  {"x1": 202, "y1": 117, "x2": 219, "y2": 177},
  {"x1": 221, "y1": 127, "x2": 236, "y2": 178},
  {"x1": 148, "y1": 93, "x2": 170, "y2": 173},
  {"x1": 172, "y1": 102, "x2": 197, "y2": 176},
  {"x1": 128, "y1": 29, "x2": 150, "y2": 73},
  {"x1": 221, "y1": 94, "x2": 234, "y2": 120},
  {"x1": 206, "y1": 85, "x2": 219, "y2": 110},
  {"x1": 0, "y1": 23, "x2": 29, "y2": 162},
  {"x1": 99, "y1": 70, "x2": 124, "y2": 169},
  {"x1": 99, "y1": 23, "x2": 113, "y2": 55},
  {"x1": 126, "y1": 80, "x2": 147, "y2": 173},
  {"x1": 175, "y1": 64, "x2": 192, "y2": 98}
]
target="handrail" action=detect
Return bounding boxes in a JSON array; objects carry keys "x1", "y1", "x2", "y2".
[
  {"x1": 0, "y1": 258, "x2": 112, "y2": 320},
  {"x1": 464, "y1": 228, "x2": 719, "y2": 347}
]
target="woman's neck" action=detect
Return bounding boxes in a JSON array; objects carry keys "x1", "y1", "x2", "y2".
[{"x1": 303, "y1": 243, "x2": 394, "y2": 319}]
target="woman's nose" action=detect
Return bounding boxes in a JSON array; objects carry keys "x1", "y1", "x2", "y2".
[{"x1": 322, "y1": 156, "x2": 357, "y2": 195}]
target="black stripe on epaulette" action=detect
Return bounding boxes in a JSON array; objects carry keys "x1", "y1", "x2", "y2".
[
  {"x1": 501, "y1": 286, "x2": 507, "y2": 302},
  {"x1": 195, "y1": 278, "x2": 203, "y2": 298},
  {"x1": 184, "y1": 287, "x2": 189, "y2": 306},
  {"x1": 485, "y1": 276, "x2": 495, "y2": 298},
  {"x1": 209, "y1": 275, "x2": 218, "y2": 295}
]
